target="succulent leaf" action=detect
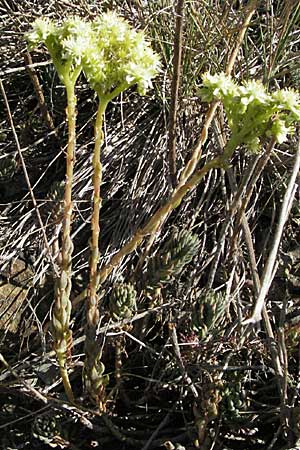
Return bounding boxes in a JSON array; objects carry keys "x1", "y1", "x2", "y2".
[
  {"x1": 109, "y1": 283, "x2": 137, "y2": 321},
  {"x1": 0, "y1": 156, "x2": 17, "y2": 181},
  {"x1": 145, "y1": 229, "x2": 200, "y2": 291},
  {"x1": 220, "y1": 378, "x2": 248, "y2": 423},
  {"x1": 192, "y1": 289, "x2": 227, "y2": 339}
]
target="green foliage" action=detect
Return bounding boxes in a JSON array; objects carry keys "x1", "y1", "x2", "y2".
[
  {"x1": 31, "y1": 414, "x2": 61, "y2": 444},
  {"x1": 220, "y1": 378, "x2": 248, "y2": 423},
  {"x1": 109, "y1": 283, "x2": 137, "y2": 321},
  {"x1": 145, "y1": 229, "x2": 200, "y2": 291},
  {"x1": 199, "y1": 72, "x2": 300, "y2": 152},
  {"x1": 0, "y1": 156, "x2": 17, "y2": 181},
  {"x1": 192, "y1": 288, "x2": 227, "y2": 340}
]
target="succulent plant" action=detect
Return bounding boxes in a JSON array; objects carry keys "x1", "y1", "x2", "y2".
[
  {"x1": 192, "y1": 288, "x2": 227, "y2": 340},
  {"x1": 26, "y1": 16, "x2": 87, "y2": 402},
  {"x1": 31, "y1": 414, "x2": 61, "y2": 444},
  {"x1": 145, "y1": 229, "x2": 200, "y2": 291},
  {"x1": 220, "y1": 379, "x2": 248, "y2": 423},
  {"x1": 0, "y1": 156, "x2": 17, "y2": 181},
  {"x1": 109, "y1": 283, "x2": 137, "y2": 321}
]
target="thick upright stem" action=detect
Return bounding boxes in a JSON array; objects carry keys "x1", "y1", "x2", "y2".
[
  {"x1": 62, "y1": 82, "x2": 76, "y2": 274},
  {"x1": 87, "y1": 98, "x2": 109, "y2": 328},
  {"x1": 52, "y1": 79, "x2": 77, "y2": 403},
  {"x1": 84, "y1": 96, "x2": 109, "y2": 406}
]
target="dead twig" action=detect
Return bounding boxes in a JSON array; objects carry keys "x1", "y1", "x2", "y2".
[
  {"x1": 0, "y1": 78, "x2": 59, "y2": 278},
  {"x1": 0, "y1": 353, "x2": 47, "y2": 404},
  {"x1": 167, "y1": 0, "x2": 185, "y2": 188},
  {"x1": 245, "y1": 137, "x2": 300, "y2": 324},
  {"x1": 23, "y1": 51, "x2": 56, "y2": 132}
]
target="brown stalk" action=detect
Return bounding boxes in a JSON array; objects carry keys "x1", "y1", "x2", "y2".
[
  {"x1": 167, "y1": 0, "x2": 185, "y2": 188},
  {"x1": 23, "y1": 51, "x2": 56, "y2": 132}
]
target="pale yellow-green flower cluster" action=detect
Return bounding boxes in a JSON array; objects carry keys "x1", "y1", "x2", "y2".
[
  {"x1": 25, "y1": 17, "x2": 91, "y2": 85},
  {"x1": 25, "y1": 13, "x2": 160, "y2": 97},
  {"x1": 84, "y1": 12, "x2": 160, "y2": 96},
  {"x1": 200, "y1": 72, "x2": 300, "y2": 152}
]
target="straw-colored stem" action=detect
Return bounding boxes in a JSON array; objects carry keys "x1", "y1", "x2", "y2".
[
  {"x1": 96, "y1": 137, "x2": 240, "y2": 285},
  {"x1": 87, "y1": 97, "x2": 109, "y2": 328},
  {"x1": 52, "y1": 79, "x2": 77, "y2": 403},
  {"x1": 84, "y1": 96, "x2": 109, "y2": 405},
  {"x1": 73, "y1": 142, "x2": 240, "y2": 308},
  {"x1": 96, "y1": 158, "x2": 218, "y2": 285},
  {"x1": 60, "y1": 366, "x2": 74, "y2": 403},
  {"x1": 62, "y1": 81, "x2": 76, "y2": 278}
]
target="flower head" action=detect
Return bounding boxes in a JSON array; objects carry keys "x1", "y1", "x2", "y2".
[
  {"x1": 239, "y1": 80, "x2": 269, "y2": 106},
  {"x1": 25, "y1": 16, "x2": 90, "y2": 84},
  {"x1": 81, "y1": 12, "x2": 160, "y2": 97},
  {"x1": 25, "y1": 17, "x2": 57, "y2": 49},
  {"x1": 199, "y1": 72, "x2": 300, "y2": 153},
  {"x1": 272, "y1": 88, "x2": 300, "y2": 120},
  {"x1": 267, "y1": 118, "x2": 294, "y2": 144},
  {"x1": 25, "y1": 13, "x2": 160, "y2": 95},
  {"x1": 60, "y1": 18, "x2": 94, "y2": 66},
  {"x1": 200, "y1": 72, "x2": 238, "y2": 102}
]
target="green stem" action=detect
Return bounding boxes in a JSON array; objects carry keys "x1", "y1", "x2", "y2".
[
  {"x1": 62, "y1": 80, "x2": 76, "y2": 275},
  {"x1": 96, "y1": 157, "x2": 221, "y2": 285},
  {"x1": 87, "y1": 96, "x2": 109, "y2": 328},
  {"x1": 60, "y1": 367, "x2": 74, "y2": 403},
  {"x1": 84, "y1": 95, "x2": 109, "y2": 405},
  {"x1": 52, "y1": 78, "x2": 77, "y2": 403},
  {"x1": 96, "y1": 136, "x2": 240, "y2": 285}
]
